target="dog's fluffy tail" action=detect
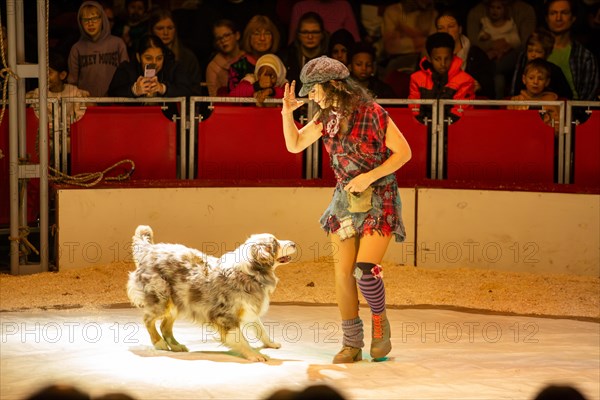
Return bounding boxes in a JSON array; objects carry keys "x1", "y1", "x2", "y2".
[
  {"x1": 131, "y1": 225, "x2": 153, "y2": 267},
  {"x1": 133, "y1": 225, "x2": 154, "y2": 246}
]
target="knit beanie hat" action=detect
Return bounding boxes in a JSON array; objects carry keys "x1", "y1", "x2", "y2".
[
  {"x1": 299, "y1": 56, "x2": 350, "y2": 96},
  {"x1": 254, "y1": 53, "x2": 287, "y2": 87}
]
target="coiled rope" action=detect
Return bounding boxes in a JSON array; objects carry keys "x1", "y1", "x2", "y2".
[{"x1": 49, "y1": 159, "x2": 136, "y2": 187}]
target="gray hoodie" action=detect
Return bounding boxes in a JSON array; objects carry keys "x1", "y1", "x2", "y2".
[{"x1": 67, "y1": 1, "x2": 129, "y2": 96}]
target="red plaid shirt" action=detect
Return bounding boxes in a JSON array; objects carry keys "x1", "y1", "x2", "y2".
[
  {"x1": 322, "y1": 102, "x2": 390, "y2": 184},
  {"x1": 320, "y1": 102, "x2": 405, "y2": 241}
]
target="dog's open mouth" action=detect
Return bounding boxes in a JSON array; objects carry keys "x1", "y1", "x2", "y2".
[{"x1": 277, "y1": 256, "x2": 292, "y2": 263}]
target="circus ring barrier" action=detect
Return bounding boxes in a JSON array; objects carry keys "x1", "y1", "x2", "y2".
[{"x1": 43, "y1": 98, "x2": 598, "y2": 276}]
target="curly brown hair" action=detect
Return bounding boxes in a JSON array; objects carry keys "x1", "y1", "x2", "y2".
[{"x1": 316, "y1": 77, "x2": 374, "y2": 128}]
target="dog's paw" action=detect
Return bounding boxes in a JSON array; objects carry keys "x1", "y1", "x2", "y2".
[
  {"x1": 243, "y1": 350, "x2": 269, "y2": 362},
  {"x1": 169, "y1": 343, "x2": 189, "y2": 352},
  {"x1": 153, "y1": 339, "x2": 170, "y2": 351},
  {"x1": 263, "y1": 341, "x2": 281, "y2": 349}
]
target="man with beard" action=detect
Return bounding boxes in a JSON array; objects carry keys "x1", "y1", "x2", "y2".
[{"x1": 545, "y1": 0, "x2": 599, "y2": 100}]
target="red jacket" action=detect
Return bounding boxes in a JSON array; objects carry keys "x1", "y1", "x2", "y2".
[{"x1": 409, "y1": 55, "x2": 476, "y2": 119}]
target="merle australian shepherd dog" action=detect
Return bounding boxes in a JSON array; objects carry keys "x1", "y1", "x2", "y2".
[{"x1": 127, "y1": 225, "x2": 296, "y2": 361}]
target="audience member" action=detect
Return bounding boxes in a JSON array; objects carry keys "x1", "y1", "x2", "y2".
[
  {"x1": 287, "y1": 0, "x2": 361, "y2": 45},
  {"x1": 94, "y1": 393, "x2": 137, "y2": 400},
  {"x1": 510, "y1": 28, "x2": 572, "y2": 99},
  {"x1": 27, "y1": 51, "x2": 91, "y2": 125},
  {"x1": 227, "y1": 14, "x2": 281, "y2": 94},
  {"x1": 467, "y1": 0, "x2": 536, "y2": 52},
  {"x1": 578, "y1": 2, "x2": 600, "y2": 62},
  {"x1": 25, "y1": 384, "x2": 90, "y2": 400},
  {"x1": 380, "y1": 0, "x2": 438, "y2": 79},
  {"x1": 206, "y1": 19, "x2": 245, "y2": 96},
  {"x1": 508, "y1": 58, "x2": 560, "y2": 131},
  {"x1": 112, "y1": 0, "x2": 150, "y2": 59},
  {"x1": 478, "y1": 0, "x2": 522, "y2": 58},
  {"x1": 328, "y1": 28, "x2": 356, "y2": 66},
  {"x1": 466, "y1": 0, "x2": 536, "y2": 97},
  {"x1": 68, "y1": 1, "x2": 129, "y2": 97},
  {"x1": 545, "y1": 0, "x2": 599, "y2": 100},
  {"x1": 409, "y1": 32, "x2": 476, "y2": 122},
  {"x1": 435, "y1": 8, "x2": 496, "y2": 99},
  {"x1": 229, "y1": 53, "x2": 287, "y2": 106},
  {"x1": 359, "y1": 2, "x2": 390, "y2": 48},
  {"x1": 264, "y1": 383, "x2": 347, "y2": 400},
  {"x1": 533, "y1": 384, "x2": 588, "y2": 400},
  {"x1": 278, "y1": 11, "x2": 328, "y2": 96},
  {"x1": 99, "y1": 1, "x2": 117, "y2": 32},
  {"x1": 149, "y1": 8, "x2": 202, "y2": 95},
  {"x1": 349, "y1": 41, "x2": 396, "y2": 99},
  {"x1": 108, "y1": 33, "x2": 192, "y2": 117},
  {"x1": 25, "y1": 384, "x2": 137, "y2": 400},
  {"x1": 479, "y1": 0, "x2": 524, "y2": 97}
]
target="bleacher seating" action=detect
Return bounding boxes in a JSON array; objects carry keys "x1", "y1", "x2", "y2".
[
  {"x1": 70, "y1": 106, "x2": 177, "y2": 180},
  {"x1": 446, "y1": 109, "x2": 556, "y2": 185},
  {"x1": 196, "y1": 105, "x2": 304, "y2": 180},
  {"x1": 573, "y1": 110, "x2": 600, "y2": 187}
]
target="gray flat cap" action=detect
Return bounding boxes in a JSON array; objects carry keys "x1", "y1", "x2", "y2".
[{"x1": 299, "y1": 56, "x2": 350, "y2": 97}]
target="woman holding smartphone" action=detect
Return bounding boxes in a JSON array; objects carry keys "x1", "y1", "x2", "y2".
[{"x1": 108, "y1": 33, "x2": 192, "y2": 99}]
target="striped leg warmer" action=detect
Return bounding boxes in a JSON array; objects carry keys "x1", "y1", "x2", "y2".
[{"x1": 354, "y1": 262, "x2": 386, "y2": 315}]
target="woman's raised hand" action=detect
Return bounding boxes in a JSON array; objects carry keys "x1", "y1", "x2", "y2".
[{"x1": 282, "y1": 80, "x2": 304, "y2": 115}]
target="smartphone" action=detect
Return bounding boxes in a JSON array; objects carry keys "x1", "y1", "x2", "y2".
[{"x1": 144, "y1": 63, "x2": 156, "y2": 78}]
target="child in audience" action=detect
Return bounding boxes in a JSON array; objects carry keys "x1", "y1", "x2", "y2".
[
  {"x1": 108, "y1": 34, "x2": 192, "y2": 118},
  {"x1": 508, "y1": 58, "x2": 560, "y2": 131},
  {"x1": 206, "y1": 19, "x2": 244, "y2": 97},
  {"x1": 68, "y1": 1, "x2": 129, "y2": 97},
  {"x1": 27, "y1": 51, "x2": 91, "y2": 161},
  {"x1": 229, "y1": 53, "x2": 287, "y2": 106},
  {"x1": 477, "y1": 0, "x2": 524, "y2": 98},
  {"x1": 510, "y1": 28, "x2": 572, "y2": 99},
  {"x1": 478, "y1": 0, "x2": 521, "y2": 60},
  {"x1": 409, "y1": 32, "x2": 476, "y2": 122},
  {"x1": 149, "y1": 8, "x2": 202, "y2": 95},
  {"x1": 348, "y1": 42, "x2": 395, "y2": 99},
  {"x1": 328, "y1": 28, "x2": 356, "y2": 66},
  {"x1": 27, "y1": 51, "x2": 91, "y2": 124}
]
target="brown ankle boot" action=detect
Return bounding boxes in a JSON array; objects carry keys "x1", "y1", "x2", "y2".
[
  {"x1": 370, "y1": 313, "x2": 391, "y2": 361},
  {"x1": 333, "y1": 346, "x2": 362, "y2": 364}
]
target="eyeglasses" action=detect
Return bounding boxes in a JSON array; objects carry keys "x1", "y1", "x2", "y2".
[
  {"x1": 251, "y1": 30, "x2": 273, "y2": 37},
  {"x1": 214, "y1": 32, "x2": 234, "y2": 43},
  {"x1": 298, "y1": 30, "x2": 322, "y2": 36},
  {"x1": 81, "y1": 16, "x2": 101, "y2": 24}
]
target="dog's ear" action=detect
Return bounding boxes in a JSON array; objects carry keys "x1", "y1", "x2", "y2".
[{"x1": 251, "y1": 241, "x2": 276, "y2": 268}]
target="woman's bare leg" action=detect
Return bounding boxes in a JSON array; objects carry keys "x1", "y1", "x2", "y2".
[{"x1": 330, "y1": 234, "x2": 359, "y2": 320}]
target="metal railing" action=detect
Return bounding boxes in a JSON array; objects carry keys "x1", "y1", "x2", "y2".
[
  {"x1": 438, "y1": 99, "x2": 566, "y2": 182},
  {"x1": 188, "y1": 97, "x2": 438, "y2": 179},
  {"x1": 564, "y1": 101, "x2": 600, "y2": 184},
  {"x1": 7, "y1": 97, "x2": 598, "y2": 186}
]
